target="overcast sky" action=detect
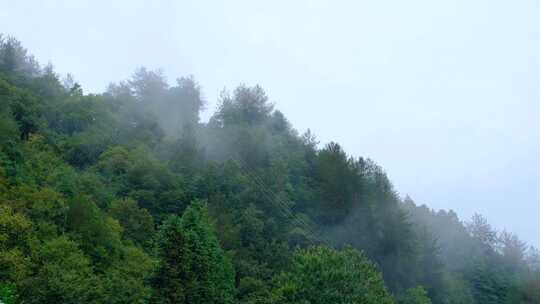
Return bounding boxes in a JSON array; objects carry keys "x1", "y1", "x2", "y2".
[{"x1": 2, "y1": 0, "x2": 540, "y2": 247}]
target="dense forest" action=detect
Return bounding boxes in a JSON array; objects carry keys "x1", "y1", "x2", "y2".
[{"x1": 0, "y1": 35, "x2": 539, "y2": 303}]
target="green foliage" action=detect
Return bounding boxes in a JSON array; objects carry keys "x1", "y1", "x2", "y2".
[
  {"x1": 108, "y1": 198, "x2": 154, "y2": 247},
  {"x1": 0, "y1": 111, "x2": 19, "y2": 145},
  {"x1": 213, "y1": 85, "x2": 273, "y2": 127},
  {"x1": 271, "y1": 246, "x2": 394, "y2": 304},
  {"x1": 399, "y1": 286, "x2": 432, "y2": 304},
  {"x1": 313, "y1": 142, "x2": 359, "y2": 224},
  {"x1": 4, "y1": 186, "x2": 67, "y2": 229},
  {"x1": 16, "y1": 135, "x2": 78, "y2": 194},
  {"x1": 0, "y1": 77, "x2": 42, "y2": 140},
  {"x1": 0, "y1": 205, "x2": 33, "y2": 250},
  {"x1": 0, "y1": 36, "x2": 538, "y2": 304},
  {"x1": 468, "y1": 262, "x2": 511, "y2": 304},
  {"x1": 519, "y1": 272, "x2": 540, "y2": 303},
  {"x1": 0, "y1": 35, "x2": 40, "y2": 76},
  {"x1": 0, "y1": 283, "x2": 16, "y2": 304},
  {"x1": 28, "y1": 237, "x2": 99, "y2": 304},
  {"x1": 151, "y1": 201, "x2": 235, "y2": 304},
  {"x1": 99, "y1": 246, "x2": 156, "y2": 304},
  {"x1": 67, "y1": 197, "x2": 123, "y2": 267}
]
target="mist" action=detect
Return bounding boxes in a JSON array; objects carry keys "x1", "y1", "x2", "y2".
[
  {"x1": 3, "y1": 0, "x2": 539, "y2": 251},
  {"x1": 1, "y1": 1, "x2": 540, "y2": 303}
]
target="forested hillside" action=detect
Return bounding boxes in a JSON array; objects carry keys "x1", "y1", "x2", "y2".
[{"x1": 1, "y1": 35, "x2": 539, "y2": 303}]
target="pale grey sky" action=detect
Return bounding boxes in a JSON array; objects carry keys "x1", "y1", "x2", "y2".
[{"x1": 2, "y1": 0, "x2": 540, "y2": 246}]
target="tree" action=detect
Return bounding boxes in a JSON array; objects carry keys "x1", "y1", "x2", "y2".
[
  {"x1": 499, "y1": 231, "x2": 527, "y2": 271},
  {"x1": 108, "y1": 198, "x2": 155, "y2": 247},
  {"x1": 163, "y1": 76, "x2": 205, "y2": 133},
  {"x1": 270, "y1": 246, "x2": 394, "y2": 304},
  {"x1": 313, "y1": 142, "x2": 359, "y2": 224},
  {"x1": 151, "y1": 200, "x2": 235, "y2": 304},
  {"x1": 99, "y1": 246, "x2": 156, "y2": 304},
  {"x1": 211, "y1": 85, "x2": 273, "y2": 127},
  {"x1": 468, "y1": 261, "x2": 509, "y2": 304},
  {"x1": 0, "y1": 78, "x2": 41, "y2": 140},
  {"x1": 0, "y1": 36, "x2": 40, "y2": 76},
  {"x1": 169, "y1": 124, "x2": 205, "y2": 175},
  {"x1": 4, "y1": 186, "x2": 67, "y2": 230},
  {"x1": 398, "y1": 286, "x2": 432, "y2": 304},
  {"x1": 467, "y1": 213, "x2": 497, "y2": 253},
  {"x1": 0, "y1": 205, "x2": 33, "y2": 250},
  {"x1": 415, "y1": 228, "x2": 447, "y2": 302},
  {"x1": 67, "y1": 197, "x2": 123, "y2": 267},
  {"x1": 2, "y1": 35, "x2": 540, "y2": 304},
  {"x1": 0, "y1": 283, "x2": 16, "y2": 304},
  {"x1": 27, "y1": 237, "x2": 98, "y2": 304},
  {"x1": 520, "y1": 271, "x2": 540, "y2": 304},
  {"x1": 0, "y1": 108, "x2": 18, "y2": 145},
  {"x1": 129, "y1": 67, "x2": 168, "y2": 102}
]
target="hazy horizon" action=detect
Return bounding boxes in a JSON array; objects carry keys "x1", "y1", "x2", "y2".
[{"x1": 2, "y1": 0, "x2": 539, "y2": 247}]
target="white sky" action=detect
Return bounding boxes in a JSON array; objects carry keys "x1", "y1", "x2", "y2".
[{"x1": 2, "y1": 0, "x2": 540, "y2": 247}]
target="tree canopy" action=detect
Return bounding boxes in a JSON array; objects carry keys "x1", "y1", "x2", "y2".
[{"x1": 0, "y1": 35, "x2": 538, "y2": 304}]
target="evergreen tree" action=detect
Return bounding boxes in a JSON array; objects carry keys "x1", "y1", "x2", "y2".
[
  {"x1": 151, "y1": 200, "x2": 235, "y2": 304},
  {"x1": 0, "y1": 35, "x2": 538, "y2": 304}
]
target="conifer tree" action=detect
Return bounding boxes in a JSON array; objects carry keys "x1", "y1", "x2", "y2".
[{"x1": 152, "y1": 200, "x2": 235, "y2": 304}]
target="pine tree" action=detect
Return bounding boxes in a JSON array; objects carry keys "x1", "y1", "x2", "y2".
[{"x1": 151, "y1": 200, "x2": 235, "y2": 304}]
